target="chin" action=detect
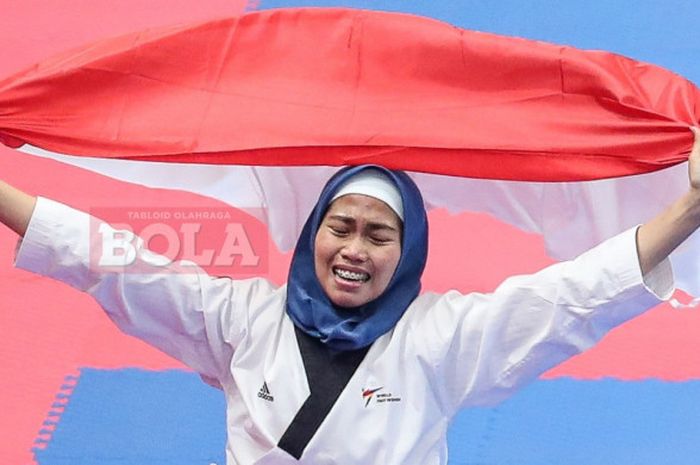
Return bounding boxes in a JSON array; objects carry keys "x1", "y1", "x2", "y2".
[
  {"x1": 328, "y1": 293, "x2": 370, "y2": 309},
  {"x1": 331, "y1": 298, "x2": 364, "y2": 309}
]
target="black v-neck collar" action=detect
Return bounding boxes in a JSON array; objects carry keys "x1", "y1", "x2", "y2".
[{"x1": 278, "y1": 326, "x2": 370, "y2": 459}]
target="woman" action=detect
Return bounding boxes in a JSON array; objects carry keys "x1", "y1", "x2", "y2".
[{"x1": 1, "y1": 130, "x2": 699, "y2": 463}]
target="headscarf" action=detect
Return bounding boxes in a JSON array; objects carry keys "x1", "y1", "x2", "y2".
[{"x1": 286, "y1": 165, "x2": 428, "y2": 350}]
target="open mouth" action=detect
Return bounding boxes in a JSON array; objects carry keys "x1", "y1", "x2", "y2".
[{"x1": 333, "y1": 267, "x2": 370, "y2": 282}]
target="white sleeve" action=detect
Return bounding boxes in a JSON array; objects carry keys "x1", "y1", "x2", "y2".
[
  {"x1": 14, "y1": 197, "x2": 264, "y2": 380},
  {"x1": 413, "y1": 226, "x2": 673, "y2": 415}
]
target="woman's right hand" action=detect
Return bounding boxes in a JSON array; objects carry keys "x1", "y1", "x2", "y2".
[{"x1": 0, "y1": 180, "x2": 37, "y2": 236}]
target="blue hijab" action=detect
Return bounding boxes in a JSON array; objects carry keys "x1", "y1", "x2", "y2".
[{"x1": 286, "y1": 165, "x2": 428, "y2": 351}]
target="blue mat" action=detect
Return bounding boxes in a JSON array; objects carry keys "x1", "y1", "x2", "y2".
[
  {"x1": 34, "y1": 369, "x2": 700, "y2": 465},
  {"x1": 448, "y1": 378, "x2": 700, "y2": 465},
  {"x1": 34, "y1": 368, "x2": 226, "y2": 465}
]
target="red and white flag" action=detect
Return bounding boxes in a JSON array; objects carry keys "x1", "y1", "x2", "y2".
[{"x1": 1, "y1": 7, "x2": 698, "y2": 292}]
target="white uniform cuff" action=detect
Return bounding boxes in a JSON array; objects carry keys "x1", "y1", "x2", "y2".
[
  {"x1": 15, "y1": 196, "x2": 92, "y2": 290},
  {"x1": 641, "y1": 256, "x2": 674, "y2": 300}
]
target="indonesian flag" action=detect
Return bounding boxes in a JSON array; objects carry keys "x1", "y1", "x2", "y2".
[
  {"x1": 1, "y1": 7, "x2": 699, "y2": 285},
  {"x1": 2, "y1": 4, "x2": 700, "y2": 465}
]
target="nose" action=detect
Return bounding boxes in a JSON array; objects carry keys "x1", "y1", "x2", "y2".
[{"x1": 341, "y1": 236, "x2": 368, "y2": 262}]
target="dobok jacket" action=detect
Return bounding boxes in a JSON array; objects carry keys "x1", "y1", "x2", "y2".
[{"x1": 16, "y1": 197, "x2": 673, "y2": 465}]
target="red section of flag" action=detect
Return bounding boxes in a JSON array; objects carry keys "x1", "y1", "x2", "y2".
[{"x1": 0, "y1": 8, "x2": 698, "y2": 181}]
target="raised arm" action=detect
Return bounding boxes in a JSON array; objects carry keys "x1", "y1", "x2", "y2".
[
  {"x1": 0, "y1": 180, "x2": 36, "y2": 236},
  {"x1": 637, "y1": 127, "x2": 700, "y2": 274},
  {"x1": 10, "y1": 196, "x2": 248, "y2": 382},
  {"x1": 416, "y1": 131, "x2": 700, "y2": 413}
]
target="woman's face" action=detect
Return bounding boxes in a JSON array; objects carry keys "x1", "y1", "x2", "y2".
[{"x1": 314, "y1": 194, "x2": 402, "y2": 308}]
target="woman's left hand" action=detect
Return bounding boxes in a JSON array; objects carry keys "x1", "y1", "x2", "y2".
[
  {"x1": 636, "y1": 126, "x2": 700, "y2": 275},
  {"x1": 689, "y1": 127, "x2": 700, "y2": 192}
]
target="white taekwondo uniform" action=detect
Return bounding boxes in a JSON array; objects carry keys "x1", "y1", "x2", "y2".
[{"x1": 16, "y1": 197, "x2": 673, "y2": 465}]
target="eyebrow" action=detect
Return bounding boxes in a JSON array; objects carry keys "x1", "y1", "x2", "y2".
[{"x1": 326, "y1": 214, "x2": 400, "y2": 233}]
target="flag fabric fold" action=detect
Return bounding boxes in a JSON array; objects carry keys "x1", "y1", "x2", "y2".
[{"x1": 0, "y1": 7, "x2": 698, "y2": 181}]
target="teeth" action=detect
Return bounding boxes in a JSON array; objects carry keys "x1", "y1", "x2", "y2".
[{"x1": 334, "y1": 268, "x2": 369, "y2": 282}]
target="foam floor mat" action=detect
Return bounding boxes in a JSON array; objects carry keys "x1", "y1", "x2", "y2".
[{"x1": 34, "y1": 369, "x2": 700, "y2": 465}]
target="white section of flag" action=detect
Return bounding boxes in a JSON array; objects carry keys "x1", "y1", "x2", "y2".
[{"x1": 19, "y1": 144, "x2": 700, "y2": 299}]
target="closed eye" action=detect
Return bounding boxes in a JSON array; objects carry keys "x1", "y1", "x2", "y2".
[
  {"x1": 369, "y1": 235, "x2": 395, "y2": 245},
  {"x1": 329, "y1": 225, "x2": 350, "y2": 236},
  {"x1": 366, "y1": 224, "x2": 400, "y2": 245}
]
